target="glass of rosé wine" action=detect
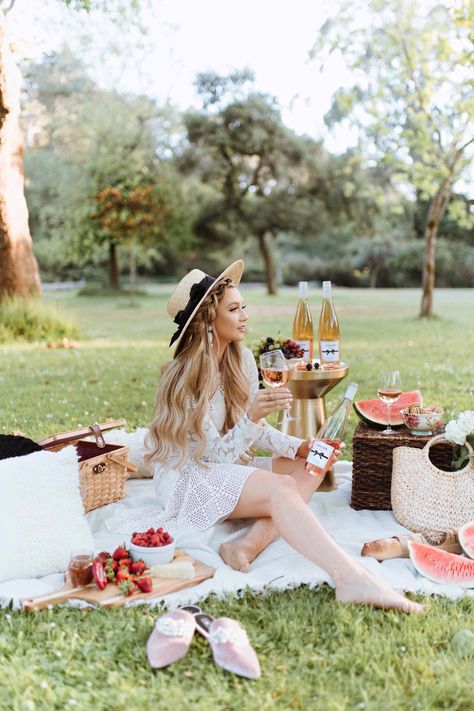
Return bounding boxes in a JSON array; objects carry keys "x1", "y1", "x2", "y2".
[
  {"x1": 377, "y1": 369, "x2": 402, "y2": 435},
  {"x1": 259, "y1": 349, "x2": 299, "y2": 424}
]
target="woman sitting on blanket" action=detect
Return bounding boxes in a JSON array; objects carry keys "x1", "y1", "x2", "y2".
[{"x1": 145, "y1": 260, "x2": 423, "y2": 613}]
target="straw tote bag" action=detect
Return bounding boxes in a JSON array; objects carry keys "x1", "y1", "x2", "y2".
[{"x1": 391, "y1": 435, "x2": 474, "y2": 532}]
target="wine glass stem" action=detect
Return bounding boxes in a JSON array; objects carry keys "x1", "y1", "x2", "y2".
[{"x1": 387, "y1": 402, "x2": 391, "y2": 430}]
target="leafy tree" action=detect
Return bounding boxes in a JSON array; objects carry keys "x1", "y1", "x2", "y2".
[
  {"x1": 24, "y1": 48, "x2": 192, "y2": 286},
  {"x1": 0, "y1": 0, "x2": 146, "y2": 298},
  {"x1": 93, "y1": 179, "x2": 169, "y2": 293},
  {"x1": 181, "y1": 72, "x2": 309, "y2": 294},
  {"x1": 311, "y1": 0, "x2": 474, "y2": 316}
]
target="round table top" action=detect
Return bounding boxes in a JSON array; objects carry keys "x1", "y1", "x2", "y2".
[{"x1": 289, "y1": 362, "x2": 349, "y2": 382}]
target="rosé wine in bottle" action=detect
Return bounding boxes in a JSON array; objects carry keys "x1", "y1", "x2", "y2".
[
  {"x1": 292, "y1": 281, "x2": 314, "y2": 362},
  {"x1": 318, "y1": 281, "x2": 340, "y2": 370},
  {"x1": 306, "y1": 382, "x2": 358, "y2": 477}
]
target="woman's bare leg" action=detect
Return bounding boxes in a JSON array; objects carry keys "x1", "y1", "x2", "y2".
[
  {"x1": 220, "y1": 457, "x2": 321, "y2": 572},
  {"x1": 223, "y1": 467, "x2": 424, "y2": 613}
]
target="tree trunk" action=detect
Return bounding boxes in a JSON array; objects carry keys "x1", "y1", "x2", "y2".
[
  {"x1": 108, "y1": 242, "x2": 119, "y2": 289},
  {"x1": 419, "y1": 178, "x2": 452, "y2": 318},
  {"x1": 129, "y1": 241, "x2": 137, "y2": 303},
  {"x1": 0, "y1": 12, "x2": 41, "y2": 299},
  {"x1": 257, "y1": 232, "x2": 277, "y2": 295}
]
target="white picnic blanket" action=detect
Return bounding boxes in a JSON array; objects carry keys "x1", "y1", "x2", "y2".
[{"x1": 1, "y1": 461, "x2": 472, "y2": 608}]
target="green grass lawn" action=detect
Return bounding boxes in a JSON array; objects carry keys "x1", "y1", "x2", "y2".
[{"x1": 1, "y1": 286, "x2": 473, "y2": 710}]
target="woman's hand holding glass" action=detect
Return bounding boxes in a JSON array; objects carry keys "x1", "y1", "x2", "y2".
[
  {"x1": 248, "y1": 387, "x2": 293, "y2": 424},
  {"x1": 259, "y1": 350, "x2": 299, "y2": 424}
]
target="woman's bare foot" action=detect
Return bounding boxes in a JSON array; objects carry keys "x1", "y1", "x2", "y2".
[
  {"x1": 335, "y1": 567, "x2": 425, "y2": 613},
  {"x1": 219, "y1": 540, "x2": 258, "y2": 573}
]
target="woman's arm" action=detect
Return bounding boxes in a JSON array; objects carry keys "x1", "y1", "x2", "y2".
[
  {"x1": 198, "y1": 411, "x2": 265, "y2": 463},
  {"x1": 242, "y1": 347, "x2": 304, "y2": 459}
]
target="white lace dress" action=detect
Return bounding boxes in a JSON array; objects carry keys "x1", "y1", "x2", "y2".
[{"x1": 108, "y1": 347, "x2": 304, "y2": 533}]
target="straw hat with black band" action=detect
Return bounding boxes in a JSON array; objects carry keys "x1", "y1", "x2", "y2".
[{"x1": 167, "y1": 260, "x2": 244, "y2": 350}]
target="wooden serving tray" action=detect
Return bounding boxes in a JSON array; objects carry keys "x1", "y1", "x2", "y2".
[{"x1": 22, "y1": 553, "x2": 213, "y2": 612}]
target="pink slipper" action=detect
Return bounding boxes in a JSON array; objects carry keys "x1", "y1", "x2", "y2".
[
  {"x1": 180, "y1": 607, "x2": 260, "y2": 680},
  {"x1": 146, "y1": 609, "x2": 196, "y2": 669}
]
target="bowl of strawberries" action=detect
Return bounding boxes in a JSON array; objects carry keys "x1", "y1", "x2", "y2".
[{"x1": 129, "y1": 526, "x2": 176, "y2": 566}]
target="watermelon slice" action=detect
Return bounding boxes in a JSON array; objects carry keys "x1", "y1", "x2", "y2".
[
  {"x1": 408, "y1": 541, "x2": 474, "y2": 588},
  {"x1": 459, "y1": 521, "x2": 474, "y2": 560},
  {"x1": 353, "y1": 390, "x2": 422, "y2": 427}
]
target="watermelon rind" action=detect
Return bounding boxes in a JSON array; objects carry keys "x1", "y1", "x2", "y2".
[
  {"x1": 459, "y1": 521, "x2": 474, "y2": 560},
  {"x1": 353, "y1": 390, "x2": 423, "y2": 428},
  {"x1": 408, "y1": 540, "x2": 474, "y2": 588}
]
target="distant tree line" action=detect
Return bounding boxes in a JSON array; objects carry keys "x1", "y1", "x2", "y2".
[{"x1": 0, "y1": 0, "x2": 472, "y2": 319}]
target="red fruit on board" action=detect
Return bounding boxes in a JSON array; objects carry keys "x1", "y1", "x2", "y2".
[
  {"x1": 118, "y1": 557, "x2": 132, "y2": 569},
  {"x1": 112, "y1": 545, "x2": 129, "y2": 561},
  {"x1": 135, "y1": 576, "x2": 153, "y2": 593},
  {"x1": 116, "y1": 569, "x2": 130, "y2": 583},
  {"x1": 130, "y1": 561, "x2": 147, "y2": 575},
  {"x1": 118, "y1": 579, "x2": 136, "y2": 597},
  {"x1": 91, "y1": 560, "x2": 108, "y2": 590},
  {"x1": 96, "y1": 551, "x2": 112, "y2": 563}
]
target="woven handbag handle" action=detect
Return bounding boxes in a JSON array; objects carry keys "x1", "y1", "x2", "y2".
[{"x1": 423, "y1": 434, "x2": 474, "y2": 471}]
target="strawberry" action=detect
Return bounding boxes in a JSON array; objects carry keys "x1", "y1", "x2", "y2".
[
  {"x1": 91, "y1": 560, "x2": 108, "y2": 590},
  {"x1": 118, "y1": 557, "x2": 132, "y2": 569},
  {"x1": 135, "y1": 576, "x2": 153, "y2": 593},
  {"x1": 112, "y1": 545, "x2": 129, "y2": 561},
  {"x1": 96, "y1": 551, "x2": 112, "y2": 563},
  {"x1": 116, "y1": 569, "x2": 130, "y2": 583},
  {"x1": 118, "y1": 579, "x2": 136, "y2": 597},
  {"x1": 130, "y1": 560, "x2": 147, "y2": 575}
]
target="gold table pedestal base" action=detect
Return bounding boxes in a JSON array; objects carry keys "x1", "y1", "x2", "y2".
[{"x1": 277, "y1": 363, "x2": 349, "y2": 491}]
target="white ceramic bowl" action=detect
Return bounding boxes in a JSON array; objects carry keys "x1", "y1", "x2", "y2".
[
  {"x1": 401, "y1": 409, "x2": 443, "y2": 436},
  {"x1": 129, "y1": 537, "x2": 176, "y2": 566}
]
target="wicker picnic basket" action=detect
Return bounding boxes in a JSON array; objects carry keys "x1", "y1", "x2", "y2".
[
  {"x1": 351, "y1": 421, "x2": 453, "y2": 510},
  {"x1": 38, "y1": 420, "x2": 137, "y2": 513}
]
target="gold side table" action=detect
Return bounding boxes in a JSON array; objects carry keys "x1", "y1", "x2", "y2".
[{"x1": 277, "y1": 363, "x2": 349, "y2": 491}]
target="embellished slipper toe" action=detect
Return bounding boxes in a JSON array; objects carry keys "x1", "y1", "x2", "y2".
[
  {"x1": 146, "y1": 609, "x2": 196, "y2": 669},
  {"x1": 199, "y1": 614, "x2": 261, "y2": 680}
]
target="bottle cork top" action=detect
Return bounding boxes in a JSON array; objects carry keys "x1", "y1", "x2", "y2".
[
  {"x1": 322, "y1": 281, "x2": 332, "y2": 298},
  {"x1": 299, "y1": 281, "x2": 308, "y2": 297}
]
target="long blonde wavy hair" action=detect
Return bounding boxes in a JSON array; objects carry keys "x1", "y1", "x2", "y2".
[{"x1": 145, "y1": 278, "x2": 249, "y2": 468}]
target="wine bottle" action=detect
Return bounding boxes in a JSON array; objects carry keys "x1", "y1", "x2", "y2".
[
  {"x1": 306, "y1": 382, "x2": 358, "y2": 477},
  {"x1": 318, "y1": 280, "x2": 340, "y2": 370},
  {"x1": 292, "y1": 281, "x2": 314, "y2": 361}
]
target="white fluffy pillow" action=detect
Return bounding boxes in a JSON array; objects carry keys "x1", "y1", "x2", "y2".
[{"x1": 0, "y1": 446, "x2": 94, "y2": 582}]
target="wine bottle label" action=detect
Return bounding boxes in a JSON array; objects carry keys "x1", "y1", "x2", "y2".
[
  {"x1": 320, "y1": 340, "x2": 340, "y2": 362},
  {"x1": 306, "y1": 439, "x2": 335, "y2": 470},
  {"x1": 293, "y1": 339, "x2": 311, "y2": 360}
]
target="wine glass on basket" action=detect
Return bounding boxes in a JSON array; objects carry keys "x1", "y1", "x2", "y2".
[
  {"x1": 377, "y1": 370, "x2": 402, "y2": 435},
  {"x1": 259, "y1": 349, "x2": 298, "y2": 425}
]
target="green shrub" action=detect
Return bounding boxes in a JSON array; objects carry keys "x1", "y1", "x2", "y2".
[{"x1": 0, "y1": 297, "x2": 79, "y2": 343}]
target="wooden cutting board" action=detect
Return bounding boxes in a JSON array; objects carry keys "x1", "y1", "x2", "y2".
[{"x1": 22, "y1": 553, "x2": 214, "y2": 612}]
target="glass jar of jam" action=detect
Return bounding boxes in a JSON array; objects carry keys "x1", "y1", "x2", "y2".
[{"x1": 68, "y1": 549, "x2": 94, "y2": 587}]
